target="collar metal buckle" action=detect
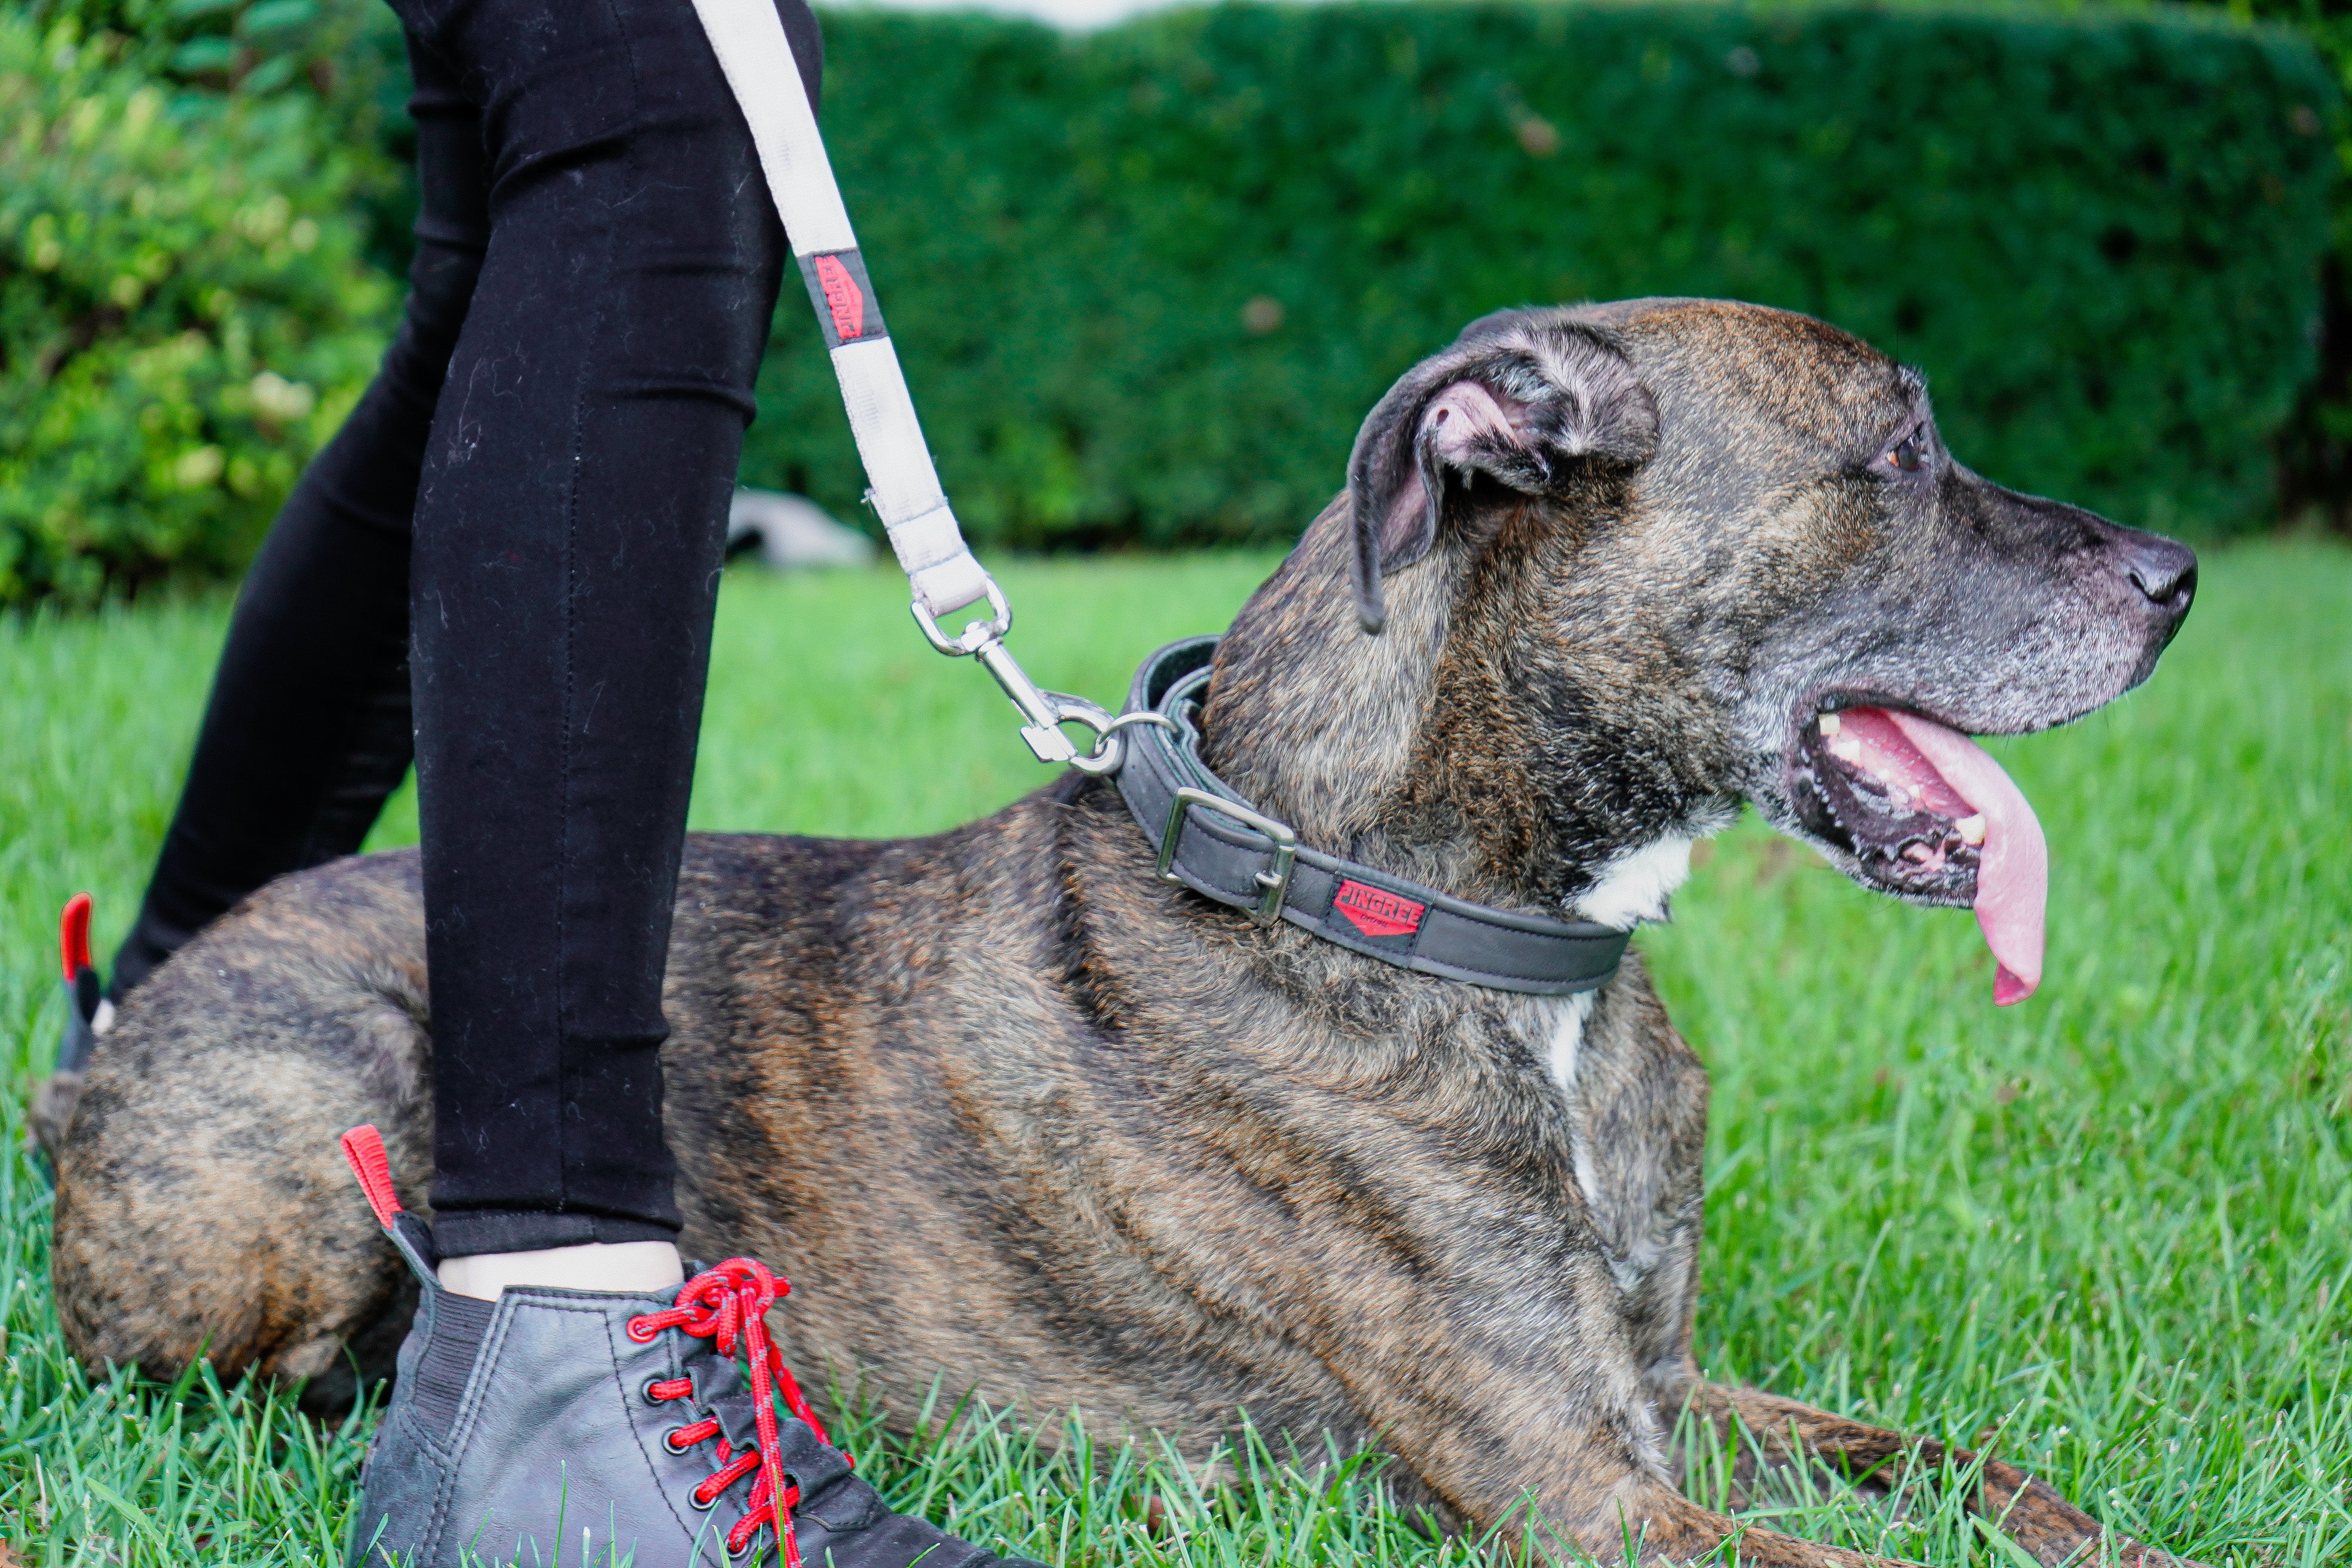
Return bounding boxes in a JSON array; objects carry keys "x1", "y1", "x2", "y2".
[{"x1": 1158, "y1": 786, "x2": 1297, "y2": 927}]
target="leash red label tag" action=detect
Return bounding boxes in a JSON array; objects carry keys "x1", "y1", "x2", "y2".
[
  {"x1": 798, "y1": 250, "x2": 887, "y2": 349},
  {"x1": 814, "y1": 255, "x2": 864, "y2": 339},
  {"x1": 1333, "y1": 880, "x2": 1425, "y2": 939}
]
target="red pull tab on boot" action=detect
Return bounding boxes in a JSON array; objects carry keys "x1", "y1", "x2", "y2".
[
  {"x1": 340, "y1": 1125, "x2": 403, "y2": 1229},
  {"x1": 60, "y1": 893, "x2": 93, "y2": 982}
]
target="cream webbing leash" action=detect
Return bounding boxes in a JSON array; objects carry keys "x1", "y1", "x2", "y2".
[
  {"x1": 690, "y1": 0, "x2": 1137, "y2": 771},
  {"x1": 685, "y1": 3, "x2": 1629, "y2": 994}
]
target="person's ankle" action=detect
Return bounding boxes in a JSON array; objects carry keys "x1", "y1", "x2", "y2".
[{"x1": 436, "y1": 1240, "x2": 684, "y2": 1300}]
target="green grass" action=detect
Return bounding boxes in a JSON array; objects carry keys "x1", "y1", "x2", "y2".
[{"x1": 2, "y1": 541, "x2": 2349, "y2": 1565}]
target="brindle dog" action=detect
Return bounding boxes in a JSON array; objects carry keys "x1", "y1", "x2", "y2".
[{"x1": 51, "y1": 300, "x2": 2199, "y2": 1567}]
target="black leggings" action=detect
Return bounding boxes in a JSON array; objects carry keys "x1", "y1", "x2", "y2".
[{"x1": 113, "y1": 0, "x2": 822, "y2": 1257}]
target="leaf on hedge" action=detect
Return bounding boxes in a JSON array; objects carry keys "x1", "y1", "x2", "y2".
[
  {"x1": 240, "y1": 2, "x2": 321, "y2": 40},
  {"x1": 240, "y1": 55, "x2": 296, "y2": 94},
  {"x1": 170, "y1": 36, "x2": 237, "y2": 74}
]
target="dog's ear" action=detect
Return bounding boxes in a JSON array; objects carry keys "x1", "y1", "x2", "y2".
[{"x1": 1345, "y1": 323, "x2": 1658, "y2": 633}]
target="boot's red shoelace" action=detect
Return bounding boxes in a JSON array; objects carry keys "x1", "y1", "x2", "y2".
[{"x1": 629, "y1": 1258, "x2": 838, "y2": 1564}]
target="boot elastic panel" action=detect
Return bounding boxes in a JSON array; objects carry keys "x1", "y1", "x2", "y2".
[{"x1": 404, "y1": 1291, "x2": 494, "y2": 1437}]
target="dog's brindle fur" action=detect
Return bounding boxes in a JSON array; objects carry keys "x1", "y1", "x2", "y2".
[{"x1": 53, "y1": 301, "x2": 2199, "y2": 1566}]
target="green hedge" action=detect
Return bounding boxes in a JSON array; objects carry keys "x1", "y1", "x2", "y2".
[
  {"x1": 0, "y1": 11, "x2": 397, "y2": 605},
  {"x1": 742, "y1": 2, "x2": 2338, "y2": 549},
  {"x1": 3, "y1": 2, "x2": 2338, "y2": 605},
  {"x1": 2183, "y1": 0, "x2": 2352, "y2": 526}
]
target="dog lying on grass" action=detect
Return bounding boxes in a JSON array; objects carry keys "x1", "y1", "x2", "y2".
[{"x1": 51, "y1": 299, "x2": 2197, "y2": 1566}]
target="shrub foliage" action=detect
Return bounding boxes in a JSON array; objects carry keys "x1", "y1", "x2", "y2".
[
  {"x1": 2175, "y1": 0, "x2": 2352, "y2": 525},
  {"x1": 743, "y1": 4, "x2": 2338, "y2": 550},
  {"x1": 0, "y1": 10, "x2": 396, "y2": 605},
  {"x1": 0, "y1": 2, "x2": 2337, "y2": 603}
]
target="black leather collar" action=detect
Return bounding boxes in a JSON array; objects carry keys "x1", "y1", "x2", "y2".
[{"x1": 1113, "y1": 637, "x2": 1631, "y2": 996}]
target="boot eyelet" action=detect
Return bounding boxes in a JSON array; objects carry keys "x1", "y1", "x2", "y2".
[
  {"x1": 687, "y1": 1484, "x2": 721, "y2": 1512},
  {"x1": 724, "y1": 1533, "x2": 760, "y2": 1561},
  {"x1": 663, "y1": 1426, "x2": 699, "y2": 1454},
  {"x1": 642, "y1": 1375, "x2": 682, "y2": 1404}
]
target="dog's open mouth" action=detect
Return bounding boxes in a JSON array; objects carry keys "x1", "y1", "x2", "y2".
[{"x1": 1791, "y1": 705, "x2": 2048, "y2": 1004}]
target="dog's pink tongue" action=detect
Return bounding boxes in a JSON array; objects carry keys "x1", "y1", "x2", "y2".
[{"x1": 1858, "y1": 709, "x2": 2048, "y2": 1004}]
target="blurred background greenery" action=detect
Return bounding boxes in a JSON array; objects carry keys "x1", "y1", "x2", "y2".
[{"x1": 1, "y1": 0, "x2": 2345, "y2": 605}]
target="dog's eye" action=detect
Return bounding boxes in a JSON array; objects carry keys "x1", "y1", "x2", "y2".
[{"x1": 1886, "y1": 432, "x2": 1925, "y2": 473}]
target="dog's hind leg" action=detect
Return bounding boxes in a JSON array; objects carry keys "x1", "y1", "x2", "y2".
[
  {"x1": 1687, "y1": 1384, "x2": 2201, "y2": 1568},
  {"x1": 50, "y1": 853, "x2": 435, "y2": 1411}
]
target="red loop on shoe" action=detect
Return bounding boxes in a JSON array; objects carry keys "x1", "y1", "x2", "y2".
[
  {"x1": 733, "y1": 1481, "x2": 801, "y2": 1560},
  {"x1": 60, "y1": 893, "x2": 93, "y2": 982},
  {"x1": 627, "y1": 1257, "x2": 834, "y2": 1568},
  {"x1": 666, "y1": 1417, "x2": 724, "y2": 1454},
  {"x1": 694, "y1": 1448, "x2": 761, "y2": 1507},
  {"x1": 339, "y1": 1125, "x2": 403, "y2": 1229},
  {"x1": 647, "y1": 1377, "x2": 694, "y2": 1402}
]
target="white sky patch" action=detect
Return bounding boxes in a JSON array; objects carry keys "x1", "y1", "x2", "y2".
[{"x1": 830, "y1": 0, "x2": 1210, "y2": 30}]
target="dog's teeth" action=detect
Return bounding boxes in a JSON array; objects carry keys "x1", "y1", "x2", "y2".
[
  {"x1": 1957, "y1": 813, "x2": 1986, "y2": 845},
  {"x1": 1818, "y1": 712, "x2": 1842, "y2": 736},
  {"x1": 1827, "y1": 733, "x2": 1863, "y2": 763}
]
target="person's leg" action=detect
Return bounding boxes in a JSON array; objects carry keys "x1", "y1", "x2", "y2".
[
  {"x1": 27, "y1": 32, "x2": 495, "y2": 1169},
  {"x1": 335, "y1": 11, "x2": 1020, "y2": 1566},
  {"x1": 102, "y1": 33, "x2": 494, "y2": 1003},
  {"x1": 393, "y1": 0, "x2": 803, "y2": 1266}
]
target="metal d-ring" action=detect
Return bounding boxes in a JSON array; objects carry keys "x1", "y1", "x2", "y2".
[
  {"x1": 1061, "y1": 708, "x2": 1178, "y2": 777},
  {"x1": 1100, "y1": 710, "x2": 1180, "y2": 738}
]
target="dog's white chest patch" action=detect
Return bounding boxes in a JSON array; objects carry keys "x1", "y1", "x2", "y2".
[
  {"x1": 1544, "y1": 991, "x2": 1597, "y2": 1097},
  {"x1": 1574, "y1": 834, "x2": 1697, "y2": 930},
  {"x1": 1542, "y1": 832, "x2": 1702, "y2": 1098}
]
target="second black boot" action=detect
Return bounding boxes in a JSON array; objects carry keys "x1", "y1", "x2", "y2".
[{"x1": 339, "y1": 1127, "x2": 1037, "y2": 1568}]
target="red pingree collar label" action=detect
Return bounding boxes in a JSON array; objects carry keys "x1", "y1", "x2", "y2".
[
  {"x1": 798, "y1": 249, "x2": 887, "y2": 350},
  {"x1": 1333, "y1": 880, "x2": 1426, "y2": 939}
]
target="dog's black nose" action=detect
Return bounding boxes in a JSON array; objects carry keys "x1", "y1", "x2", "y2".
[{"x1": 2123, "y1": 535, "x2": 2197, "y2": 615}]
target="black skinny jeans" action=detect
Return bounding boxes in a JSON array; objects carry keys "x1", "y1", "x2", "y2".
[{"x1": 114, "y1": 0, "x2": 822, "y2": 1257}]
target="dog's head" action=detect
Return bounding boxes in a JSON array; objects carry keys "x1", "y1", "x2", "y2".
[{"x1": 1208, "y1": 300, "x2": 2195, "y2": 1002}]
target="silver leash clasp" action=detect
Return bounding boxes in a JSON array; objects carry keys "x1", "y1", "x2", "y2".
[
  {"x1": 908, "y1": 575, "x2": 1012, "y2": 657},
  {"x1": 909, "y1": 580, "x2": 1162, "y2": 776}
]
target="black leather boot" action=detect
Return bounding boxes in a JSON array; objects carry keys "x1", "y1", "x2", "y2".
[{"x1": 340, "y1": 1128, "x2": 1035, "y2": 1568}]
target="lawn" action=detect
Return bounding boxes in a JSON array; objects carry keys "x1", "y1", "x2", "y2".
[{"x1": 2, "y1": 540, "x2": 2348, "y2": 1566}]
